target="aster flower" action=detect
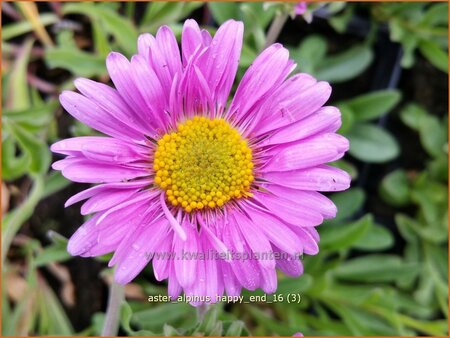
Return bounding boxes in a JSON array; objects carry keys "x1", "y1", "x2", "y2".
[{"x1": 51, "y1": 19, "x2": 350, "y2": 305}]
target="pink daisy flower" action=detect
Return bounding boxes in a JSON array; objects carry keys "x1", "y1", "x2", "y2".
[{"x1": 51, "y1": 19, "x2": 350, "y2": 305}]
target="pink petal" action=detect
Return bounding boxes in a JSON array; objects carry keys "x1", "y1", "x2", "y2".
[
  {"x1": 264, "y1": 133, "x2": 349, "y2": 172},
  {"x1": 200, "y1": 19, "x2": 243, "y2": 111},
  {"x1": 130, "y1": 55, "x2": 168, "y2": 129},
  {"x1": 222, "y1": 218, "x2": 261, "y2": 290},
  {"x1": 260, "y1": 266, "x2": 277, "y2": 294},
  {"x1": 61, "y1": 158, "x2": 149, "y2": 183},
  {"x1": 202, "y1": 234, "x2": 223, "y2": 301},
  {"x1": 274, "y1": 247, "x2": 304, "y2": 277},
  {"x1": 256, "y1": 77, "x2": 332, "y2": 136},
  {"x1": 259, "y1": 106, "x2": 341, "y2": 146},
  {"x1": 137, "y1": 33, "x2": 154, "y2": 62},
  {"x1": 288, "y1": 226, "x2": 319, "y2": 255},
  {"x1": 80, "y1": 189, "x2": 140, "y2": 215},
  {"x1": 232, "y1": 211, "x2": 275, "y2": 269},
  {"x1": 168, "y1": 264, "x2": 183, "y2": 299},
  {"x1": 174, "y1": 222, "x2": 198, "y2": 288},
  {"x1": 244, "y1": 203, "x2": 304, "y2": 255},
  {"x1": 67, "y1": 213, "x2": 102, "y2": 256},
  {"x1": 251, "y1": 192, "x2": 323, "y2": 227},
  {"x1": 262, "y1": 165, "x2": 351, "y2": 192},
  {"x1": 114, "y1": 217, "x2": 169, "y2": 284},
  {"x1": 59, "y1": 91, "x2": 145, "y2": 140},
  {"x1": 74, "y1": 78, "x2": 150, "y2": 137},
  {"x1": 181, "y1": 19, "x2": 204, "y2": 65},
  {"x1": 152, "y1": 235, "x2": 172, "y2": 281},
  {"x1": 149, "y1": 26, "x2": 182, "y2": 94},
  {"x1": 64, "y1": 180, "x2": 150, "y2": 207},
  {"x1": 106, "y1": 52, "x2": 157, "y2": 135},
  {"x1": 221, "y1": 261, "x2": 241, "y2": 297},
  {"x1": 228, "y1": 44, "x2": 295, "y2": 125},
  {"x1": 262, "y1": 184, "x2": 337, "y2": 219}
]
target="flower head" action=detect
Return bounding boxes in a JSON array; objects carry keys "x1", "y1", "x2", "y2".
[{"x1": 51, "y1": 19, "x2": 350, "y2": 305}]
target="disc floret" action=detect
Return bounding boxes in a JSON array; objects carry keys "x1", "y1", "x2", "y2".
[{"x1": 153, "y1": 116, "x2": 254, "y2": 212}]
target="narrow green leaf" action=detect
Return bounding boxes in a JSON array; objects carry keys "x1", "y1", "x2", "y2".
[
  {"x1": 2, "y1": 13, "x2": 58, "y2": 40},
  {"x1": 333, "y1": 255, "x2": 420, "y2": 283}
]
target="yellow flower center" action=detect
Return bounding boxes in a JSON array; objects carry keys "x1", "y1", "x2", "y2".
[{"x1": 153, "y1": 116, "x2": 254, "y2": 212}]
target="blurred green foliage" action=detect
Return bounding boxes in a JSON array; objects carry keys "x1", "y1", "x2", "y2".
[{"x1": 1, "y1": 1, "x2": 448, "y2": 336}]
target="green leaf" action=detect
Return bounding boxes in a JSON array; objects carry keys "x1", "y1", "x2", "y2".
[
  {"x1": 208, "y1": 2, "x2": 240, "y2": 24},
  {"x1": 396, "y1": 214, "x2": 446, "y2": 244},
  {"x1": 2, "y1": 13, "x2": 58, "y2": 40},
  {"x1": 224, "y1": 320, "x2": 246, "y2": 336},
  {"x1": 399, "y1": 103, "x2": 427, "y2": 130},
  {"x1": 95, "y1": 7, "x2": 138, "y2": 55},
  {"x1": 421, "y1": 3, "x2": 448, "y2": 26},
  {"x1": 333, "y1": 255, "x2": 420, "y2": 284},
  {"x1": 329, "y1": 6, "x2": 354, "y2": 34},
  {"x1": 197, "y1": 306, "x2": 219, "y2": 335},
  {"x1": 241, "y1": 2, "x2": 277, "y2": 30},
  {"x1": 132, "y1": 303, "x2": 194, "y2": 332},
  {"x1": 42, "y1": 171, "x2": 71, "y2": 198},
  {"x1": 63, "y1": 3, "x2": 138, "y2": 55},
  {"x1": 120, "y1": 302, "x2": 154, "y2": 336},
  {"x1": 329, "y1": 188, "x2": 365, "y2": 223},
  {"x1": 379, "y1": 169, "x2": 410, "y2": 206},
  {"x1": 293, "y1": 35, "x2": 327, "y2": 74},
  {"x1": 37, "y1": 282, "x2": 74, "y2": 335},
  {"x1": 6, "y1": 38, "x2": 34, "y2": 110},
  {"x1": 45, "y1": 47, "x2": 106, "y2": 78},
  {"x1": 92, "y1": 20, "x2": 110, "y2": 57},
  {"x1": 320, "y1": 214, "x2": 372, "y2": 251},
  {"x1": 347, "y1": 124, "x2": 400, "y2": 163},
  {"x1": 2, "y1": 100, "x2": 57, "y2": 132},
  {"x1": 141, "y1": 2, "x2": 203, "y2": 32},
  {"x1": 315, "y1": 45, "x2": 373, "y2": 83},
  {"x1": 343, "y1": 90, "x2": 401, "y2": 122},
  {"x1": 418, "y1": 114, "x2": 447, "y2": 158},
  {"x1": 337, "y1": 103, "x2": 355, "y2": 134},
  {"x1": 419, "y1": 39, "x2": 448, "y2": 73},
  {"x1": 2, "y1": 135, "x2": 29, "y2": 180},
  {"x1": 5, "y1": 120, "x2": 50, "y2": 174},
  {"x1": 33, "y1": 243, "x2": 71, "y2": 267},
  {"x1": 353, "y1": 223, "x2": 394, "y2": 251}
]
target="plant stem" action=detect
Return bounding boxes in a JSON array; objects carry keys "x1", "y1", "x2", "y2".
[
  {"x1": 101, "y1": 280, "x2": 125, "y2": 336},
  {"x1": 197, "y1": 303, "x2": 210, "y2": 322},
  {"x1": 264, "y1": 12, "x2": 289, "y2": 49}
]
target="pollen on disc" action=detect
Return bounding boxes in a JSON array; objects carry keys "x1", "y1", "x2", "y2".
[{"x1": 153, "y1": 116, "x2": 254, "y2": 212}]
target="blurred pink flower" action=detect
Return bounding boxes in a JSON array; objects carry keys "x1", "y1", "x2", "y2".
[{"x1": 295, "y1": 2, "x2": 308, "y2": 15}]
